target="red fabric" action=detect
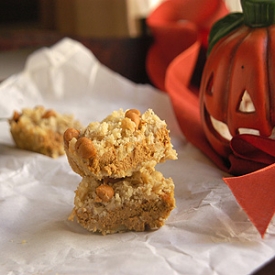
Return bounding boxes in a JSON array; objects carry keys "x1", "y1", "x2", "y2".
[
  {"x1": 146, "y1": 0, "x2": 275, "y2": 237},
  {"x1": 224, "y1": 164, "x2": 275, "y2": 238},
  {"x1": 146, "y1": 0, "x2": 228, "y2": 91},
  {"x1": 231, "y1": 134, "x2": 275, "y2": 165}
]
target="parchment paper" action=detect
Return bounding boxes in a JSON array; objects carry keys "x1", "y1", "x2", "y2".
[{"x1": 0, "y1": 38, "x2": 274, "y2": 275}]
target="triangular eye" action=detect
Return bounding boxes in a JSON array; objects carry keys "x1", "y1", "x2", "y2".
[{"x1": 238, "y1": 90, "x2": 255, "y2": 113}]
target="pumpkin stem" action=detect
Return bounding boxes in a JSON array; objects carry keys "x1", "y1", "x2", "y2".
[
  {"x1": 241, "y1": 0, "x2": 275, "y2": 27},
  {"x1": 207, "y1": 13, "x2": 243, "y2": 55}
]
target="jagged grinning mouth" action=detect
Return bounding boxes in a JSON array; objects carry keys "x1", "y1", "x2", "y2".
[
  {"x1": 210, "y1": 116, "x2": 232, "y2": 141},
  {"x1": 208, "y1": 115, "x2": 275, "y2": 140},
  {"x1": 205, "y1": 90, "x2": 269, "y2": 140}
]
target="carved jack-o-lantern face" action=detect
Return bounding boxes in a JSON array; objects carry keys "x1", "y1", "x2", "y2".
[{"x1": 199, "y1": 2, "x2": 275, "y2": 159}]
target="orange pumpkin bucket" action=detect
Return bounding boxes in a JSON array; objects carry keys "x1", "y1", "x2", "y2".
[{"x1": 200, "y1": 0, "x2": 275, "y2": 172}]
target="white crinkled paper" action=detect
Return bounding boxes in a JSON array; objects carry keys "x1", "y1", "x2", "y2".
[{"x1": 0, "y1": 38, "x2": 274, "y2": 275}]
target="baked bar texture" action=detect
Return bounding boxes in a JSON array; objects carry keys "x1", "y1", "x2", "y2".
[
  {"x1": 9, "y1": 106, "x2": 82, "y2": 158},
  {"x1": 69, "y1": 166, "x2": 175, "y2": 234},
  {"x1": 64, "y1": 109, "x2": 177, "y2": 179}
]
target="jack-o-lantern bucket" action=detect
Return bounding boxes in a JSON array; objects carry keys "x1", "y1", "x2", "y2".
[{"x1": 200, "y1": 0, "x2": 275, "y2": 160}]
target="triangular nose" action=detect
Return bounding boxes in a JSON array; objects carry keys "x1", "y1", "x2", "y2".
[{"x1": 238, "y1": 90, "x2": 256, "y2": 113}]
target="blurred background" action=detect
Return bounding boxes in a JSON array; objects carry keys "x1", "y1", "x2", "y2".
[
  {"x1": 0, "y1": 0, "x2": 242, "y2": 83},
  {"x1": 0, "y1": 0, "x2": 242, "y2": 38}
]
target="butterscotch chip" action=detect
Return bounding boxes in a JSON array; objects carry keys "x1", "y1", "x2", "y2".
[
  {"x1": 125, "y1": 109, "x2": 140, "y2": 117},
  {"x1": 41, "y1": 109, "x2": 56, "y2": 119},
  {"x1": 64, "y1": 109, "x2": 177, "y2": 179},
  {"x1": 95, "y1": 184, "x2": 114, "y2": 202},
  {"x1": 11, "y1": 111, "x2": 21, "y2": 122},
  {"x1": 64, "y1": 128, "x2": 80, "y2": 148},
  {"x1": 69, "y1": 166, "x2": 175, "y2": 234},
  {"x1": 75, "y1": 137, "x2": 97, "y2": 159},
  {"x1": 9, "y1": 106, "x2": 82, "y2": 158},
  {"x1": 125, "y1": 109, "x2": 141, "y2": 129}
]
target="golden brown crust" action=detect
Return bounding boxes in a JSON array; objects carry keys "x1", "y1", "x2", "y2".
[{"x1": 9, "y1": 106, "x2": 82, "y2": 158}]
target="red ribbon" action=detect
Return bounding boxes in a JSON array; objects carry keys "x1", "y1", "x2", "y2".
[{"x1": 231, "y1": 134, "x2": 275, "y2": 165}]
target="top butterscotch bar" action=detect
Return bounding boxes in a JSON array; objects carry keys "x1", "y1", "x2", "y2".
[{"x1": 64, "y1": 108, "x2": 177, "y2": 179}]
